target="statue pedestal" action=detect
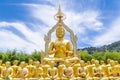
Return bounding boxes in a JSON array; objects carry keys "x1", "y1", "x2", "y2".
[{"x1": 43, "y1": 57, "x2": 79, "y2": 65}]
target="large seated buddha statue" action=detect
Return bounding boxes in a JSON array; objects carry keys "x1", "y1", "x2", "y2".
[
  {"x1": 48, "y1": 23, "x2": 72, "y2": 58},
  {"x1": 42, "y1": 5, "x2": 78, "y2": 65}
]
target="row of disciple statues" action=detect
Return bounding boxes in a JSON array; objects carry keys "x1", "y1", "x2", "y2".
[{"x1": 0, "y1": 59, "x2": 120, "y2": 80}]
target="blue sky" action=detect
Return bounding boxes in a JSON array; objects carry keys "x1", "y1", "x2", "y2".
[{"x1": 0, "y1": 0, "x2": 120, "y2": 53}]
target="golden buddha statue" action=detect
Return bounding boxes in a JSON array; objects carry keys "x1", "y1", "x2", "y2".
[
  {"x1": 0, "y1": 60, "x2": 3, "y2": 78},
  {"x1": 33, "y1": 61, "x2": 43, "y2": 79},
  {"x1": 87, "y1": 61, "x2": 91, "y2": 65},
  {"x1": 17, "y1": 61, "x2": 28, "y2": 78},
  {"x1": 100, "y1": 60, "x2": 105, "y2": 65},
  {"x1": 11, "y1": 60, "x2": 19, "y2": 78},
  {"x1": 107, "y1": 59, "x2": 111, "y2": 67},
  {"x1": 62, "y1": 60, "x2": 74, "y2": 80},
  {"x1": 72, "y1": 58, "x2": 80, "y2": 77},
  {"x1": 114, "y1": 61, "x2": 120, "y2": 76},
  {"x1": 48, "y1": 23, "x2": 72, "y2": 58},
  {"x1": 26, "y1": 59, "x2": 35, "y2": 78},
  {"x1": 93, "y1": 60, "x2": 102, "y2": 80},
  {"x1": 86, "y1": 64, "x2": 95, "y2": 80},
  {"x1": 77, "y1": 60, "x2": 86, "y2": 80},
  {"x1": 91, "y1": 59, "x2": 96, "y2": 65},
  {"x1": 47, "y1": 61, "x2": 58, "y2": 80},
  {"x1": 42, "y1": 60, "x2": 50, "y2": 79},
  {"x1": 108, "y1": 60, "x2": 114, "y2": 76},
  {"x1": 58, "y1": 62, "x2": 65, "y2": 79},
  {"x1": 0, "y1": 60, "x2": 2, "y2": 66},
  {"x1": 108, "y1": 60, "x2": 119, "y2": 80},
  {"x1": 101, "y1": 63, "x2": 109, "y2": 80},
  {"x1": 1, "y1": 61, "x2": 13, "y2": 79}
]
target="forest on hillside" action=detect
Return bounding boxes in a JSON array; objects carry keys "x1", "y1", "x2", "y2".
[{"x1": 80, "y1": 41, "x2": 120, "y2": 54}]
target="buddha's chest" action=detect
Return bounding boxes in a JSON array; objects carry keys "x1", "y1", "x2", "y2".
[
  {"x1": 94, "y1": 67, "x2": 101, "y2": 73},
  {"x1": 28, "y1": 66, "x2": 34, "y2": 72},
  {"x1": 79, "y1": 67, "x2": 85, "y2": 73},
  {"x1": 12, "y1": 66, "x2": 18, "y2": 71},
  {"x1": 54, "y1": 41, "x2": 67, "y2": 48}
]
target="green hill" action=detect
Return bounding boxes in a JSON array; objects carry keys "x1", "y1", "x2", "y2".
[{"x1": 80, "y1": 41, "x2": 120, "y2": 54}]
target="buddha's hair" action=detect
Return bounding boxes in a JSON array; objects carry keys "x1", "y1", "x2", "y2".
[{"x1": 56, "y1": 23, "x2": 65, "y2": 31}]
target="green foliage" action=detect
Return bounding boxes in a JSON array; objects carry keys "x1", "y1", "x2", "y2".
[
  {"x1": 80, "y1": 50, "x2": 93, "y2": 62},
  {"x1": 92, "y1": 51, "x2": 103, "y2": 61},
  {"x1": 103, "y1": 51, "x2": 120, "y2": 63},
  {"x1": 1, "y1": 50, "x2": 120, "y2": 63},
  {"x1": 0, "y1": 50, "x2": 41, "y2": 64},
  {"x1": 80, "y1": 50, "x2": 120, "y2": 63}
]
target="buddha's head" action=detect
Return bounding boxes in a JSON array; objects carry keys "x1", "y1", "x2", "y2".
[
  {"x1": 91, "y1": 59, "x2": 95, "y2": 64},
  {"x1": 110, "y1": 60, "x2": 115, "y2": 66},
  {"x1": 2, "y1": 64, "x2": 5, "y2": 67},
  {"x1": 114, "y1": 61, "x2": 119, "y2": 65},
  {"x1": 87, "y1": 61, "x2": 91, "y2": 65},
  {"x1": 56, "y1": 23, "x2": 65, "y2": 38},
  {"x1": 107, "y1": 59, "x2": 111, "y2": 64},
  {"x1": 29, "y1": 59, "x2": 33, "y2": 65},
  {"x1": 100, "y1": 60, "x2": 104, "y2": 65},
  {"x1": 95, "y1": 60, "x2": 99, "y2": 66},
  {"x1": 6, "y1": 61, "x2": 11, "y2": 68},
  {"x1": 65, "y1": 60, "x2": 70, "y2": 67},
  {"x1": 80, "y1": 60, "x2": 85, "y2": 67},
  {"x1": 35, "y1": 61, "x2": 40, "y2": 67},
  {"x1": 13, "y1": 60, "x2": 18, "y2": 65},
  {"x1": 20, "y1": 61, "x2": 25, "y2": 68}
]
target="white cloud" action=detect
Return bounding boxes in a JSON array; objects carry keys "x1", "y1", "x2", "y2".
[
  {"x1": 24, "y1": 3, "x2": 103, "y2": 34},
  {"x1": 93, "y1": 17, "x2": 120, "y2": 46},
  {"x1": 65, "y1": 10, "x2": 103, "y2": 33},
  {"x1": 0, "y1": 21, "x2": 44, "y2": 53},
  {"x1": 0, "y1": 30, "x2": 39, "y2": 53}
]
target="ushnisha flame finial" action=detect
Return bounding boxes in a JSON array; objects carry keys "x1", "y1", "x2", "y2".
[{"x1": 54, "y1": 4, "x2": 66, "y2": 21}]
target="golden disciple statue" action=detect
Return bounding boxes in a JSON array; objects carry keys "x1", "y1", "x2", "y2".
[
  {"x1": 48, "y1": 23, "x2": 72, "y2": 58},
  {"x1": 17, "y1": 61, "x2": 28, "y2": 78},
  {"x1": 12, "y1": 60, "x2": 19, "y2": 78},
  {"x1": 1, "y1": 61, "x2": 13, "y2": 79},
  {"x1": 0, "y1": 60, "x2": 3, "y2": 78},
  {"x1": 47, "y1": 61, "x2": 58, "y2": 80},
  {"x1": 63, "y1": 60, "x2": 74, "y2": 80},
  {"x1": 26, "y1": 59, "x2": 35, "y2": 78}
]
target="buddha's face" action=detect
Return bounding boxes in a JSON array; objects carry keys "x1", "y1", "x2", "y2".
[
  {"x1": 80, "y1": 60, "x2": 85, "y2": 67},
  {"x1": 20, "y1": 62, "x2": 25, "y2": 67},
  {"x1": 107, "y1": 59, "x2": 111, "y2": 64},
  {"x1": 91, "y1": 59, "x2": 95, "y2": 64},
  {"x1": 35, "y1": 61, "x2": 40, "y2": 66},
  {"x1": 29, "y1": 59, "x2": 33, "y2": 65},
  {"x1": 13, "y1": 60, "x2": 18, "y2": 65},
  {"x1": 95, "y1": 60, "x2": 99, "y2": 66},
  {"x1": 100, "y1": 60, "x2": 104, "y2": 64},
  {"x1": 56, "y1": 27, "x2": 65, "y2": 38},
  {"x1": 6, "y1": 62, "x2": 11, "y2": 68}
]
